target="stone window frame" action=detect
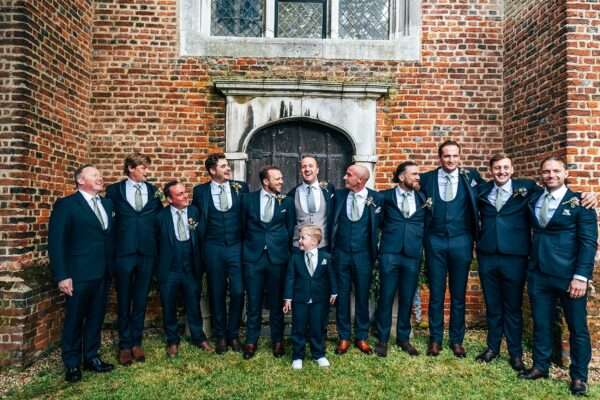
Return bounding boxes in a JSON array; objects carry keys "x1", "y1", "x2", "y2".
[{"x1": 179, "y1": 0, "x2": 421, "y2": 61}]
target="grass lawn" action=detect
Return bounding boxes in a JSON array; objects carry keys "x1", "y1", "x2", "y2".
[{"x1": 4, "y1": 330, "x2": 599, "y2": 400}]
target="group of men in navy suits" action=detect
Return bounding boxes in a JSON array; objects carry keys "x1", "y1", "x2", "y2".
[{"x1": 49, "y1": 143, "x2": 597, "y2": 395}]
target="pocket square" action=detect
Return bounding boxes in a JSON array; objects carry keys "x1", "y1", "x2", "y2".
[
  {"x1": 470, "y1": 180, "x2": 478, "y2": 187},
  {"x1": 321, "y1": 259, "x2": 327, "y2": 265},
  {"x1": 562, "y1": 209, "x2": 571, "y2": 216},
  {"x1": 375, "y1": 206, "x2": 382, "y2": 214},
  {"x1": 281, "y1": 209, "x2": 287, "y2": 213}
]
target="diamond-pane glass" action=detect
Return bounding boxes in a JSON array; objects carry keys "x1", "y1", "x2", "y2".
[
  {"x1": 211, "y1": 0, "x2": 264, "y2": 37},
  {"x1": 339, "y1": 0, "x2": 389, "y2": 40},
  {"x1": 276, "y1": 2, "x2": 323, "y2": 38}
]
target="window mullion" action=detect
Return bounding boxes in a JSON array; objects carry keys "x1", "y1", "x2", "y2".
[
  {"x1": 330, "y1": 0, "x2": 339, "y2": 39},
  {"x1": 265, "y1": 0, "x2": 275, "y2": 37},
  {"x1": 201, "y1": 0, "x2": 211, "y2": 36}
]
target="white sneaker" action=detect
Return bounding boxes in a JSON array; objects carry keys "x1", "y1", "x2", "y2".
[
  {"x1": 292, "y1": 359, "x2": 303, "y2": 370},
  {"x1": 316, "y1": 357, "x2": 330, "y2": 368}
]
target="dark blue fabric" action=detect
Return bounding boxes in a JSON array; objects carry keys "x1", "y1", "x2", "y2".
[
  {"x1": 430, "y1": 178, "x2": 473, "y2": 237},
  {"x1": 336, "y1": 208, "x2": 370, "y2": 253},
  {"x1": 171, "y1": 238, "x2": 193, "y2": 273},
  {"x1": 291, "y1": 302, "x2": 328, "y2": 360},
  {"x1": 204, "y1": 195, "x2": 242, "y2": 245}
]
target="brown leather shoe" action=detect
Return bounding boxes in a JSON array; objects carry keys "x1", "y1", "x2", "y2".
[
  {"x1": 397, "y1": 341, "x2": 420, "y2": 356},
  {"x1": 166, "y1": 343, "x2": 178, "y2": 358},
  {"x1": 131, "y1": 346, "x2": 145, "y2": 362},
  {"x1": 228, "y1": 338, "x2": 242, "y2": 352},
  {"x1": 215, "y1": 338, "x2": 227, "y2": 355},
  {"x1": 272, "y1": 342, "x2": 285, "y2": 358},
  {"x1": 192, "y1": 340, "x2": 214, "y2": 352},
  {"x1": 243, "y1": 344, "x2": 257, "y2": 360},
  {"x1": 355, "y1": 340, "x2": 373, "y2": 355},
  {"x1": 450, "y1": 343, "x2": 466, "y2": 358},
  {"x1": 335, "y1": 340, "x2": 351, "y2": 355},
  {"x1": 118, "y1": 349, "x2": 133, "y2": 366},
  {"x1": 427, "y1": 341, "x2": 441, "y2": 356}
]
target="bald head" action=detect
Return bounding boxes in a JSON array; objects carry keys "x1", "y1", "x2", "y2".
[{"x1": 343, "y1": 164, "x2": 369, "y2": 192}]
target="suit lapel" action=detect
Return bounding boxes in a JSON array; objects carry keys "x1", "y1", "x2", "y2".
[
  {"x1": 201, "y1": 183, "x2": 211, "y2": 218},
  {"x1": 335, "y1": 190, "x2": 348, "y2": 222},
  {"x1": 188, "y1": 208, "x2": 198, "y2": 247},
  {"x1": 142, "y1": 182, "x2": 156, "y2": 211},
  {"x1": 528, "y1": 191, "x2": 544, "y2": 227},
  {"x1": 100, "y1": 197, "x2": 111, "y2": 231},
  {"x1": 165, "y1": 208, "x2": 176, "y2": 246},
  {"x1": 313, "y1": 251, "x2": 326, "y2": 276},
  {"x1": 75, "y1": 191, "x2": 105, "y2": 231},
  {"x1": 478, "y1": 182, "x2": 494, "y2": 206},
  {"x1": 547, "y1": 190, "x2": 573, "y2": 227}
]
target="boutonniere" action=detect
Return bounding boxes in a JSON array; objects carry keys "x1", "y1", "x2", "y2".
[
  {"x1": 365, "y1": 196, "x2": 375, "y2": 208},
  {"x1": 230, "y1": 181, "x2": 242, "y2": 194},
  {"x1": 512, "y1": 187, "x2": 528, "y2": 198},
  {"x1": 459, "y1": 168, "x2": 470, "y2": 178},
  {"x1": 154, "y1": 187, "x2": 166, "y2": 203},
  {"x1": 319, "y1": 181, "x2": 329, "y2": 190},
  {"x1": 562, "y1": 209, "x2": 571, "y2": 216},
  {"x1": 111, "y1": 211, "x2": 116, "y2": 218},
  {"x1": 275, "y1": 193, "x2": 286, "y2": 205},
  {"x1": 188, "y1": 218, "x2": 198, "y2": 230},
  {"x1": 421, "y1": 197, "x2": 433, "y2": 209},
  {"x1": 561, "y1": 197, "x2": 580, "y2": 209}
]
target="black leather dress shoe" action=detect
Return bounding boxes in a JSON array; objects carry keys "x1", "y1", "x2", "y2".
[
  {"x1": 518, "y1": 367, "x2": 549, "y2": 380},
  {"x1": 65, "y1": 367, "x2": 82, "y2": 383},
  {"x1": 374, "y1": 342, "x2": 388, "y2": 357},
  {"x1": 570, "y1": 379, "x2": 588, "y2": 396},
  {"x1": 243, "y1": 344, "x2": 257, "y2": 360},
  {"x1": 228, "y1": 338, "x2": 242, "y2": 352},
  {"x1": 397, "y1": 341, "x2": 420, "y2": 356},
  {"x1": 83, "y1": 357, "x2": 114, "y2": 373},
  {"x1": 509, "y1": 356, "x2": 525, "y2": 372},
  {"x1": 475, "y1": 349, "x2": 498, "y2": 363},
  {"x1": 215, "y1": 338, "x2": 227, "y2": 355},
  {"x1": 272, "y1": 342, "x2": 285, "y2": 358}
]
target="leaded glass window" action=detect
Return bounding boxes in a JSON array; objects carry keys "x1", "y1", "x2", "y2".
[
  {"x1": 275, "y1": 0, "x2": 326, "y2": 38},
  {"x1": 211, "y1": 0, "x2": 264, "y2": 37},
  {"x1": 339, "y1": 0, "x2": 390, "y2": 40}
]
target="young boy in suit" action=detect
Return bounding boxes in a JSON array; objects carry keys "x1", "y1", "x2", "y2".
[{"x1": 283, "y1": 225, "x2": 337, "y2": 369}]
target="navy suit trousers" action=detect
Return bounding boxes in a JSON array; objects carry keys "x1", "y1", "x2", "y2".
[
  {"x1": 204, "y1": 242, "x2": 244, "y2": 340},
  {"x1": 375, "y1": 253, "x2": 420, "y2": 343},
  {"x1": 424, "y1": 232, "x2": 473, "y2": 345},
  {"x1": 528, "y1": 269, "x2": 591, "y2": 382},
  {"x1": 291, "y1": 301, "x2": 328, "y2": 360},
  {"x1": 114, "y1": 254, "x2": 154, "y2": 349},
  {"x1": 62, "y1": 278, "x2": 107, "y2": 368},
  {"x1": 335, "y1": 250, "x2": 372, "y2": 341},
  {"x1": 478, "y1": 253, "x2": 527, "y2": 357},
  {"x1": 244, "y1": 251, "x2": 286, "y2": 345}
]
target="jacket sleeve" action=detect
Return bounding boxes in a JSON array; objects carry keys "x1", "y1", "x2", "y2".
[
  {"x1": 285, "y1": 197, "x2": 296, "y2": 243},
  {"x1": 575, "y1": 205, "x2": 598, "y2": 279},
  {"x1": 283, "y1": 256, "x2": 296, "y2": 300},
  {"x1": 327, "y1": 254, "x2": 338, "y2": 296},
  {"x1": 48, "y1": 198, "x2": 70, "y2": 283}
]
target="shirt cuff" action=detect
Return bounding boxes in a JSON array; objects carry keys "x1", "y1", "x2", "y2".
[
  {"x1": 573, "y1": 275, "x2": 588, "y2": 283},
  {"x1": 284, "y1": 299, "x2": 292, "y2": 302}
]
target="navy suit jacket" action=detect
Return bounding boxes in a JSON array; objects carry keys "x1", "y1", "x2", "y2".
[
  {"x1": 105, "y1": 180, "x2": 163, "y2": 258},
  {"x1": 419, "y1": 167, "x2": 483, "y2": 236},
  {"x1": 240, "y1": 190, "x2": 295, "y2": 265},
  {"x1": 155, "y1": 205, "x2": 203, "y2": 283},
  {"x1": 529, "y1": 189, "x2": 598, "y2": 282},
  {"x1": 48, "y1": 192, "x2": 115, "y2": 283},
  {"x1": 330, "y1": 188, "x2": 383, "y2": 262},
  {"x1": 191, "y1": 179, "x2": 249, "y2": 240},
  {"x1": 379, "y1": 188, "x2": 426, "y2": 258},
  {"x1": 477, "y1": 178, "x2": 542, "y2": 256},
  {"x1": 283, "y1": 250, "x2": 337, "y2": 304},
  {"x1": 287, "y1": 181, "x2": 336, "y2": 240}
]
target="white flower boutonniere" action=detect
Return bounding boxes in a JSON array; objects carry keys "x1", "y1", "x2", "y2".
[
  {"x1": 512, "y1": 187, "x2": 528, "y2": 198},
  {"x1": 562, "y1": 197, "x2": 580, "y2": 209},
  {"x1": 562, "y1": 209, "x2": 571, "y2": 216},
  {"x1": 275, "y1": 193, "x2": 286, "y2": 205},
  {"x1": 422, "y1": 197, "x2": 433, "y2": 209},
  {"x1": 188, "y1": 218, "x2": 199, "y2": 231},
  {"x1": 154, "y1": 188, "x2": 166, "y2": 203},
  {"x1": 365, "y1": 196, "x2": 375, "y2": 208},
  {"x1": 459, "y1": 168, "x2": 470, "y2": 178},
  {"x1": 230, "y1": 181, "x2": 242, "y2": 194},
  {"x1": 319, "y1": 181, "x2": 329, "y2": 190}
]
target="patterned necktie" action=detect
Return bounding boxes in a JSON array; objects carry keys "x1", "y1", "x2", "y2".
[
  {"x1": 401, "y1": 192, "x2": 411, "y2": 218},
  {"x1": 262, "y1": 194, "x2": 274, "y2": 223},
  {"x1": 219, "y1": 184, "x2": 230, "y2": 211},
  {"x1": 306, "y1": 185, "x2": 317, "y2": 213},
  {"x1": 539, "y1": 193, "x2": 552, "y2": 227},
  {"x1": 306, "y1": 252, "x2": 314, "y2": 276},
  {"x1": 495, "y1": 187, "x2": 505, "y2": 212},
  {"x1": 444, "y1": 174, "x2": 454, "y2": 201},
  {"x1": 176, "y1": 210, "x2": 187, "y2": 241},
  {"x1": 134, "y1": 184, "x2": 143, "y2": 211},
  {"x1": 92, "y1": 197, "x2": 106, "y2": 230},
  {"x1": 350, "y1": 192, "x2": 360, "y2": 221}
]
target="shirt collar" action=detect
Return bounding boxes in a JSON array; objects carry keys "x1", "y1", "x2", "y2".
[
  {"x1": 260, "y1": 188, "x2": 275, "y2": 199},
  {"x1": 396, "y1": 186, "x2": 414, "y2": 196},
  {"x1": 303, "y1": 180, "x2": 320, "y2": 190},
  {"x1": 439, "y1": 168, "x2": 459, "y2": 180},
  {"x1": 494, "y1": 179, "x2": 512, "y2": 194},
  {"x1": 211, "y1": 180, "x2": 229, "y2": 191},
  {"x1": 352, "y1": 187, "x2": 368, "y2": 198},
  {"x1": 544, "y1": 185, "x2": 568, "y2": 201},
  {"x1": 170, "y1": 205, "x2": 187, "y2": 215},
  {"x1": 305, "y1": 247, "x2": 318, "y2": 259},
  {"x1": 78, "y1": 190, "x2": 99, "y2": 203},
  {"x1": 127, "y1": 178, "x2": 144, "y2": 188}
]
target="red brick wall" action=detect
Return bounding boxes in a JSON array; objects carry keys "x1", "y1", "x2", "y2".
[{"x1": 0, "y1": 0, "x2": 93, "y2": 271}]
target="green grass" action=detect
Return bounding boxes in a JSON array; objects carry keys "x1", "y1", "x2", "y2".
[{"x1": 5, "y1": 331, "x2": 599, "y2": 400}]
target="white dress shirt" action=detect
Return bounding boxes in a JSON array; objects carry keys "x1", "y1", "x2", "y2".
[
  {"x1": 210, "y1": 180, "x2": 233, "y2": 211},
  {"x1": 170, "y1": 205, "x2": 189, "y2": 241},
  {"x1": 346, "y1": 187, "x2": 368, "y2": 219},
  {"x1": 125, "y1": 178, "x2": 148, "y2": 209},
  {"x1": 298, "y1": 181, "x2": 322, "y2": 213},
  {"x1": 78, "y1": 190, "x2": 108, "y2": 228},
  {"x1": 437, "y1": 168, "x2": 459, "y2": 201},
  {"x1": 395, "y1": 186, "x2": 417, "y2": 217},
  {"x1": 488, "y1": 179, "x2": 513, "y2": 210}
]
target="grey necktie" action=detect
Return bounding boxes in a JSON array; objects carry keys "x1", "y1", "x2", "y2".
[
  {"x1": 444, "y1": 175, "x2": 454, "y2": 201},
  {"x1": 176, "y1": 210, "x2": 187, "y2": 241},
  {"x1": 134, "y1": 184, "x2": 143, "y2": 211},
  {"x1": 262, "y1": 194, "x2": 274, "y2": 223},
  {"x1": 219, "y1": 184, "x2": 230, "y2": 211},
  {"x1": 401, "y1": 192, "x2": 411, "y2": 218},
  {"x1": 350, "y1": 192, "x2": 361, "y2": 221},
  {"x1": 495, "y1": 187, "x2": 505, "y2": 212},
  {"x1": 307, "y1": 185, "x2": 317, "y2": 213},
  {"x1": 92, "y1": 197, "x2": 106, "y2": 230},
  {"x1": 306, "y1": 252, "x2": 315, "y2": 276},
  {"x1": 539, "y1": 193, "x2": 552, "y2": 227}
]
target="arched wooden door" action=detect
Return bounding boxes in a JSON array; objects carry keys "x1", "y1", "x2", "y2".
[{"x1": 246, "y1": 119, "x2": 354, "y2": 193}]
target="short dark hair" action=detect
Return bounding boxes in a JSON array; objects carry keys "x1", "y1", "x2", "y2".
[
  {"x1": 438, "y1": 140, "x2": 461, "y2": 157},
  {"x1": 489, "y1": 152, "x2": 511, "y2": 168},
  {"x1": 205, "y1": 152, "x2": 226, "y2": 176},
  {"x1": 259, "y1": 165, "x2": 281, "y2": 183},
  {"x1": 74, "y1": 164, "x2": 96, "y2": 187},
  {"x1": 392, "y1": 161, "x2": 417, "y2": 183},
  {"x1": 123, "y1": 153, "x2": 151, "y2": 176},
  {"x1": 540, "y1": 156, "x2": 566, "y2": 170},
  {"x1": 163, "y1": 180, "x2": 179, "y2": 198}
]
